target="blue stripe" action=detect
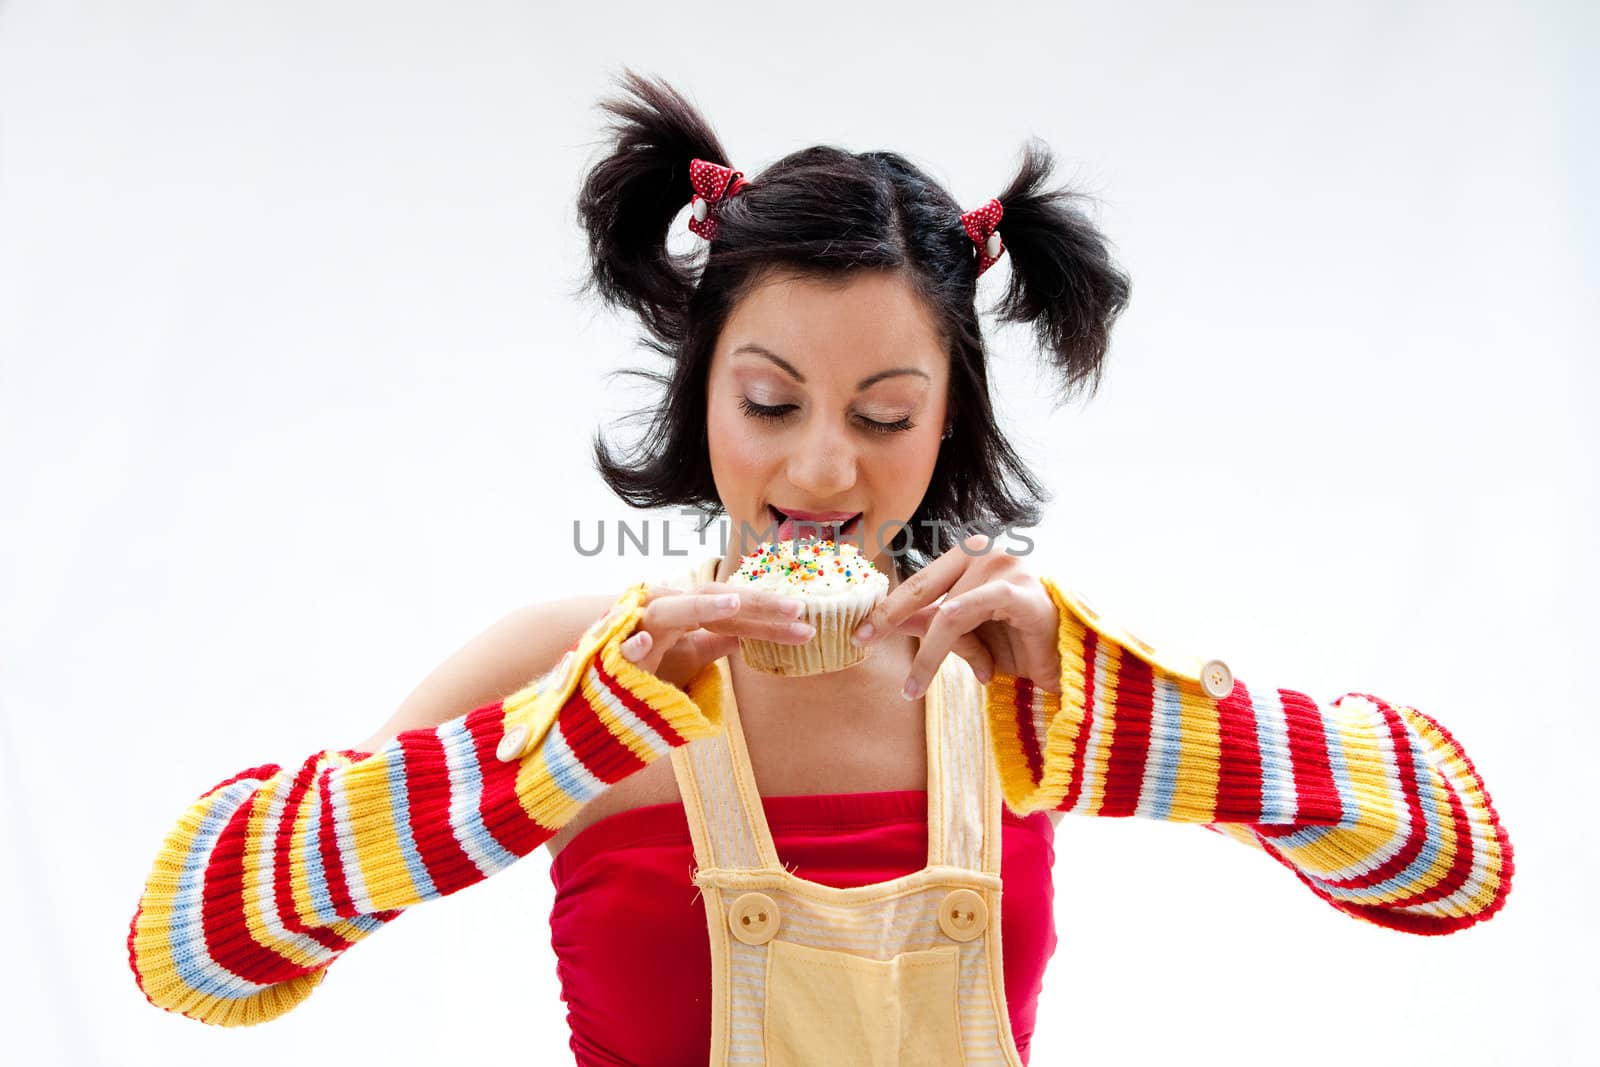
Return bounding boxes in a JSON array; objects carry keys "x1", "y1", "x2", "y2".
[
  {"x1": 302, "y1": 767, "x2": 340, "y2": 926},
  {"x1": 1144, "y1": 674, "x2": 1181, "y2": 819},
  {"x1": 437, "y1": 717, "x2": 520, "y2": 875},
  {"x1": 170, "y1": 779, "x2": 276, "y2": 998},
  {"x1": 385, "y1": 747, "x2": 440, "y2": 903},
  {"x1": 542, "y1": 721, "x2": 608, "y2": 804},
  {"x1": 1267, "y1": 699, "x2": 1357, "y2": 849},
  {"x1": 1319, "y1": 729, "x2": 1446, "y2": 901},
  {"x1": 1252, "y1": 687, "x2": 1296, "y2": 824}
]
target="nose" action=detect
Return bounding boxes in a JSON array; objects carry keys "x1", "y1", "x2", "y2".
[{"x1": 784, "y1": 416, "x2": 858, "y2": 500}]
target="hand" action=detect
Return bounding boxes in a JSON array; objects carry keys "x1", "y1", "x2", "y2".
[
  {"x1": 617, "y1": 582, "x2": 815, "y2": 690},
  {"x1": 852, "y1": 534, "x2": 1062, "y2": 701}
]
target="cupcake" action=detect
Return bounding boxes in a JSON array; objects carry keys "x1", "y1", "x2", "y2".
[{"x1": 727, "y1": 537, "x2": 890, "y2": 677}]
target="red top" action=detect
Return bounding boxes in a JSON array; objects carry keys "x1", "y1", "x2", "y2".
[{"x1": 548, "y1": 790, "x2": 1058, "y2": 1066}]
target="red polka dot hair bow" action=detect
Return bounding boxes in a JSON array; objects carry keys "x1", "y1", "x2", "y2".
[
  {"x1": 961, "y1": 198, "x2": 1006, "y2": 276},
  {"x1": 687, "y1": 158, "x2": 749, "y2": 241}
]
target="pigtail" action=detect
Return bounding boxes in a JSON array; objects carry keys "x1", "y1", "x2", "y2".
[
  {"x1": 574, "y1": 69, "x2": 735, "y2": 345},
  {"x1": 990, "y1": 139, "x2": 1132, "y2": 405}
]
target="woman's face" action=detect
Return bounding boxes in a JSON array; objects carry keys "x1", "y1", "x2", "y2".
[{"x1": 706, "y1": 268, "x2": 950, "y2": 584}]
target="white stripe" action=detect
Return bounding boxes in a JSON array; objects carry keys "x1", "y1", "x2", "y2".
[
  {"x1": 438, "y1": 717, "x2": 514, "y2": 878},
  {"x1": 541, "y1": 719, "x2": 608, "y2": 803},
  {"x1": 1252, "y1": 686, "x2": 1299, "y2": 823},
  {"x1": 1135, "y1": 672, "x2": 1182, "y2": 819},
  {"x1": 328, "y1": 758, "x2": 376, "y2": 915},
  {"x1": 253, "y1": 768, "x2": 338, "y2": 965},
  {"x1": 1070, "y1": 639, "x2": 1114, "y2": 814},
  {"x1": 1303, "y1": 704, "x2": 1412, "y2": 883},
  {"x1": 586, "y1": 664, "x2": 673, "y2": 759}
]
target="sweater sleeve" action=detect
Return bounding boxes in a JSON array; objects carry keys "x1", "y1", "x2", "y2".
[
  {"x1": 127, "y1": 581, "x2": 721, "y2": 1026},
  {"x1": 985, "y1": 575, "x2": 1514, "y2": 936}
]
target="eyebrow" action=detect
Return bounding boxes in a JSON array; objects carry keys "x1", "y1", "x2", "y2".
[{"x1": 732, "y1": 343, "x2": 930, "y2": 390}]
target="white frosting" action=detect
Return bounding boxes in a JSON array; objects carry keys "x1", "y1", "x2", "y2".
[{"x1": 728, "y1": 538, "x2": 889, "y2": 598}]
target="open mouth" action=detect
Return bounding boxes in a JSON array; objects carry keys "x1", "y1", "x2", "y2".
[{"x1": 768, "y1": 505, "x2": 863, "y2": 541}]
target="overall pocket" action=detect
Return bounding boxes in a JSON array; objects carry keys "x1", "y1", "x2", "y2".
[{"x1": 763, "y1": 938, "x2": 965, "y2": 1067}]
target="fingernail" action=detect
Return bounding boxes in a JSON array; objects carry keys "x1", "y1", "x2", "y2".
[
  {"x1": 940, "y1": 598, "x2": 961, "y2": 614},
  {"x1": 975, "y1": 665, "x2": 992, "y2": 684},
  {"x1": 789, "y1": 622, "x2": 815, "y2": 639},
  {"x1": 901, "y1": 677, "x2": 920, "y2": 701},
  {"x1": 621, "y1": 633, "x2": 646, "y2": 661},
  {"x1": 853, "y1": 622, "x2": 875, "y2": 645},
  {"x1": 714, "y1": 594, "x2": 738, "y2": 611}
]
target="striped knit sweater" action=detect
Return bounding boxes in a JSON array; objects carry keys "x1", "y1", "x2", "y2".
[
  {"x1": 985, "y1": 576, "x2": 1513, "y2": 935},
  {"x1": 126, "y1": 583, "x2": 722, "y2": 1027},
  {"x1": 128, "y1": 573, "x2": 1513, "y2": 1028}
]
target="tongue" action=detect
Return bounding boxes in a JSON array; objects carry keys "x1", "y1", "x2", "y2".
[{"x1": 778, "y1": 515, "x2": 856, "y2": 542}]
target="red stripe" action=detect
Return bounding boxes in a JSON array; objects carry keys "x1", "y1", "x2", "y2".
[
  {"x1": 1392, "y1": 703, "x2": 1515, "y2": 915},
  {"x1": 272, "y1": 757, "x2": 350, "y2": 952},
  {"x1": 557, "y1": 685, "x2": 648, "y2": 785},
  {"x1": 1317, "y1": 696, "x2": 1428, "y2": 890},
  {"x1": 1242, "y1": 699, "x2": 1514, "y2": 934},
  {"x1": 1013, "y1": 676, "x2": 1046, "y2": 790},
  {"x1": 1326, "y1": 695, "x2": 1479, "y2": 909},
  {"x1": 592, "y1": 653, "x2": 685, "y2": 746},
  {"x1": 1213, "y1": 679, "x2": 1264, "y2": 822},
  {"x1": 316, "y1": 765, "x2": 358, "y2": 919},
  {"x1": 1098, "y1": 652, "x2": 1153, "y2": 817},
  {"x1": 398, "y1": 729, "x2": 485, "y2": 897},
  {"x1": 199, "y1": 791, "x2": 316, "y2": 985},
  {"x1": 1057, "y1": 630, "x2": 1099, "y2": 812},
  {"x1": 465, "y1": 700, "x2": 552, "y2": 857},
  {"x1": 202, "y1": 764, "x2": 281, "y2": 799},
  {"x1": 1255, "y1": 687, "x2": 1341, "y2": 836}
]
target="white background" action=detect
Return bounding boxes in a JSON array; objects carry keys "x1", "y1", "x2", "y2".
[{"x1": 2, "y1": 1, "x2": 1592, "y2": 1064}]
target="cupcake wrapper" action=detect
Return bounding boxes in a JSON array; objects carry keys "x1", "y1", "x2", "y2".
[{"x1": 739, "y1": 586, "x2": 882, "y2": 677}]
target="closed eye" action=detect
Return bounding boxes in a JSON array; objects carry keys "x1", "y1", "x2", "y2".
[{"x1": 738, "y1": 396, "x2": 916, "y2": 435}]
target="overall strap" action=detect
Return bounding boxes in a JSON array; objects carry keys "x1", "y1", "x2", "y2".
[
  {"x1": 665, "y1": 554, "x2": 781, "y2": 874},
  {"x1": 925, "y1": 653, "x2": 1002, "y2": 875},
  {"x1": 671, "y1": 656, "x2": 782, "y2": 873}
]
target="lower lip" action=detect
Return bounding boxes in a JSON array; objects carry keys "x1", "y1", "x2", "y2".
[{"x1": 771, "y1": 508, "x2": 862, "y2": 542}]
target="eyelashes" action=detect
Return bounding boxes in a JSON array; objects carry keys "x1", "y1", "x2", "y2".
[{"x1": 737, "y1": 396, "x2": 916, "y2": 436}]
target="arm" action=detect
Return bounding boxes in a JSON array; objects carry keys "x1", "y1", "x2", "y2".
[
  {"x1": 127, "y1": 582, "x2": 719, "y2": 1026},
  {"x1": 351, "y1": 593, "x2": 619, "y2": 754},
  {"x1": 985, "y1": 575, "x2": 1513, "y2": 935}
]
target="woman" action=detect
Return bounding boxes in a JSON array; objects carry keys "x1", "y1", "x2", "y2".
[{"x1": 126, "y1": 71, "x2": 1513, "y2": 1064}]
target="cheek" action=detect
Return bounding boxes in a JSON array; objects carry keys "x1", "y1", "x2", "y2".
[
  {"x1": 706, "y1": 399, "x2": 776, "y2": 496},
  {"x1": 867, "y1": 434, "x2": 942, "y2": 504}
]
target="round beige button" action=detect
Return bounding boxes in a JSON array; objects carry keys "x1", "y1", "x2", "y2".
[
  {"x1": 556, "y1": 649, "x2": 578, "y2": 688},
  {"x1": 1200, "y1": 659, "x2": 1234, "y2": 699},
  {"x1": 985, "y1": 231, "x2": 1002, "y2": 258},
  {"x1": 693, "y1": 198, "x2": 710, "y2": 223},
  {"x1": 496, "y1": 723, "x2": 529, "y2": 763},
  {"x1": 583, "y1": 605, "x2": 619, "y2": 642},
  {"x1": 729, "y1": 892, "x2": 780, "y2": 946},
  {"x1": 938, "y1": 889, "x2": 988, "y2": 942}
]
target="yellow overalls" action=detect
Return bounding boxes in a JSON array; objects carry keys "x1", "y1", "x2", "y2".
[{"x1": 663, "y1": 555, "x2": 1025, "y2": 1067}]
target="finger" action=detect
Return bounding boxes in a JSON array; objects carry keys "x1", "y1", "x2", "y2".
[
  {"x1": 639, "y1": 583, "x2": 800, "y2": 620},
  {"x1": 620, "y1": 628, "x2": 655, "y2": 667},
  {"x1": 638, "y1": 591, "x2": 743, "y2": 639},
  {"x1": 901, "y1": 580, "x2": 1020, "y2": 698},
  {"x1": 691, "y1": 582, "x2": 809, "y2": 620},
  {"x1": 700, "y1": 615, "x2": 817, "y2": 644},
  {"x1": 852, "y1": 551, "x2": 966, "y2": 648},
  {"x1": 892, "y1": 605, "x2": 996, "y2": 681}
]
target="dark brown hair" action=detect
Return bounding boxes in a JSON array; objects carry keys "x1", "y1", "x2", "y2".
[{"x1": 574, "y1": 69, "x2": 1131, "y2": 574}]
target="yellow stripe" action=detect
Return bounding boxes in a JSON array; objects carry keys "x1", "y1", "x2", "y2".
[
  {"x1": 1169, "y1": 687, "x2": 1221, "y2": 823},
  {"x1": 1396, "y1": 706, "x2": 1507, "y2": 915},
  {"x1": 339, "y1": 749, "x2": 419, "y2": 911},
  {"x1": 1078, "y1": 637, "x2": 1121, "y2": 816},
  {"x1": 238, "y1": 775, "x2": 325, "y2": 969}
]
